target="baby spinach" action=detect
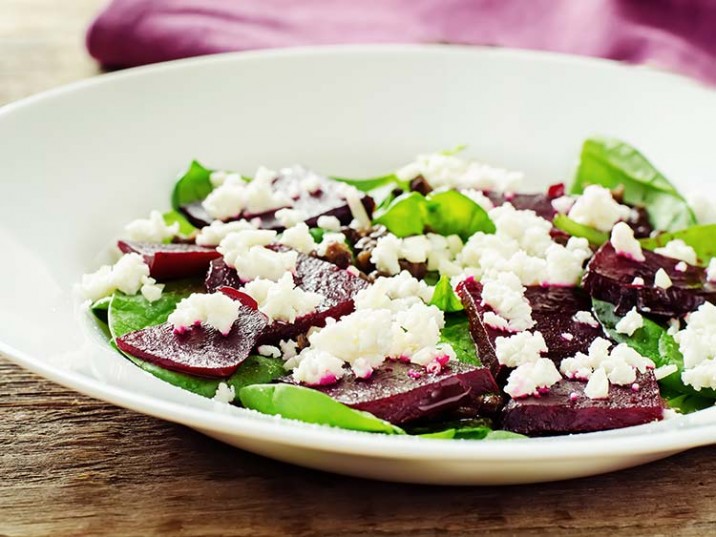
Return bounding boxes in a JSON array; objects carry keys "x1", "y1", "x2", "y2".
[
  {"x1": 239, "y1": 383, "x2": 405, "y2": 434},
  {"x1": 163, "y1": 209, "x2": 197, "y2": 236},
  {"x1": 429, "y1": 275, "x2": 464, "y2": 313},
  {"x1": 571, "y1": 137, "x2": 696, "y2": 232},
  {"x1": 170, "y1": 160, "x2": 214, "y2": 211},
  {"x1": 330, "y1": 173, "x2": 408, "y2": 193},
  {"x1": 639, "y1": 224, "x2": 716, "y2": 265},
  {"x1": 439, "y1": 313, "x2": 480, "y2": 366},
  {"x1": 374, "y1": 190, "x2": 495, "y2": 241},
  {"x1": 419, "y1": 427, "x2": 525, "y2": 440},
  {"x1": 552, "y1": 214, "x2": 609, "y2": 246}
]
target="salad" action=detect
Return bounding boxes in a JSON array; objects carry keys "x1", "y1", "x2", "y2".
[{"x1": 81, "y1": 137, "x2": 716, "y2": 439}]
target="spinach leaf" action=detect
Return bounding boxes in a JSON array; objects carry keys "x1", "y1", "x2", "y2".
[
  {"x1": 592, "y1": 299, "x2": 716, "y2": 402},
  {"x1": 374, "y1": 190, "x2": 494, "y2": 241},
  {"x1": 661, "y1": 389, "x2": 715, "y2": 414},
  {"x1": 552, "y1": 214, "x2": 609, "y2": 246},
  {"x1": 239, "y1": 383, "x2": 405, "y2": 434},
  {"x1": 90, "y1": 296, "x2": 112, "y2": 324},
  {"x1": 439, "y1": 313, "x2": 480, "y2": 365},
  {"x1": 163, "y1": 209, "x2": 198, "y2": 236},
  {"x1": 571, "y1": 137, "x2": 696, "y2": 232},
  {"x1": 330, "y1": 173, "x2": 409, "y2": 193},
  {"x1": 171, "y1": 160, "x2": 214, "y2": 211},
  {"x1": 429, "y1": 275, "x2": 464, "y2": 313},
  {"x1": 639, "y1": 224, "x2": 716, "y2": 265},
  {"x1": 419, "y1": 426, "x2": 525, "y2": 440}
]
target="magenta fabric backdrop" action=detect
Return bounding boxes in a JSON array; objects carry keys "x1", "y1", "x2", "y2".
[{"x1": 87, "y1": 0, "x2": 716, "y2": 84}]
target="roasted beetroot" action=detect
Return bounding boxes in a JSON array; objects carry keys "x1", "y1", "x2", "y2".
[
  {"x1": 180, "y1": 166, "x2": 375, "y2": 229},
  {"x1": 501, "y1": 372, "x2": 663, "y2": 435},
  {"x1": 116, "y1": 303, "x2": 267, "y2": 377},
  {"x1": 583, "y1": 242, "x2": 716, "y2": 317},
  {"x1": 485, "y1": 191, "x2": 557, "y2": 221},
  {"x1": 118, "y1": 240, "x2": 220, "y2": 281},
  {"x1": 205, "y1": 258, "x2": 241, "y2": 292},
  {"x1": 457, "y1": 278, "x2": 603, "y2": 383},
  {"x1": 314, "y1": 361, "x2": 500, "y2": 425}
]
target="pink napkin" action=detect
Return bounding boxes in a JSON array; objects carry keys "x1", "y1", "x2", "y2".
[{"x1": 87, "y1": 0, "x2": 716, "y2": 84}]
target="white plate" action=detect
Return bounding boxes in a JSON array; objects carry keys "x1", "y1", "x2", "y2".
[{"x1": 1, "y1": 45, "x2": 715, "y2": 485}]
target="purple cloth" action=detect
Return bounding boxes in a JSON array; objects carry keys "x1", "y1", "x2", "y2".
[{"x1": 87, "y1": 0, "x2": 716, "y2": 84}]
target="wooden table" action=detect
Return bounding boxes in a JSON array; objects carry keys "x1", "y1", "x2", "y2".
[{"x1": 1, "y1": 2, "x2": 715, "y2": 535}]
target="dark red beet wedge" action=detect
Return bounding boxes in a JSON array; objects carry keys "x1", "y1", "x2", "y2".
[
  {"x1": 205, "y1": 258, "x2": 241, "y2": 292},
  {"x1": 116, "y1": 303, "x2": 267, "y2": 378},
  {"x1": 457, "y1": 278, "x2": 604, "y2": 385},
  {"x1": 485, "y1": 191, "x2": 557, "y2": 221},
  {"x1": 313, "y1": 361, "x2": 500, "y2": 425},
  {"x1": 180, "y1": 166, "x2": 375, "y2": 229},
  {"x1": 583, "y1": 242, "x2": 716, "y2": 317},
  {"x1": 118, "y1": 240, "x2": 220, "y2": 281},
  {"x1": 501, "y1": 372, "x2": 663, "y2": 435}
]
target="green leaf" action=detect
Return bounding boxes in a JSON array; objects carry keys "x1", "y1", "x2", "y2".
[
  {"x1": 330, "y1": 173, "x2": 408, "y2": 193},
  {"x1": 439, "y1": 313, "x2": 480, "y2": 366},
  {"x1": 171, "y1": 160, "x2": 214, "y2": 211},
  {"x1": 553, "y1": 214, "x2": 609, "y2": 246},
  {"x1": 592, "y1": 299, "x2": 716, "y2": 405},
  {"x1": 418, "y1": 426, "x2": 525, "y2": 440},
  {"x1": 163, "y1": 210, "x2": 198, "y2": 236},
  {"x1": 440, "y1": 144, "x2": 467, "y2": 156},
  {"x1": 239, "y1": 383, "x2": 404, "y2": 434},
  {"x1": 308, "y1": 227, "x2": 326, "y2": 243},
  {"x1": 429, "y1": 275, "x2": 464, "y2": 312},
  {"x1": 639, "y1": 224, "x2": 716, "y2": 266},
  {"x1": 108, "y1": 279, "x2": 201, "y2": 339},
  {"x1": 662, "y1": 390, "x2": 715, "y2": 414},
  {"x1": 374, "y1": 190, "x2": 495, "y2": 241},
  {"x1": 571, "y1": 137, "x2": 696, "y2": 232}
]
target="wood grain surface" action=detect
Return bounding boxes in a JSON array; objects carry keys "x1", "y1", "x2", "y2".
[{"x1": 1, "y1": 2, "x2": 716, "y2": 536}]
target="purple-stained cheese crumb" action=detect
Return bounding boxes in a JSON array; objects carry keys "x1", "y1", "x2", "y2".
[{"x1": 118, "y1": 240, "x2": 220, "y2": 281}]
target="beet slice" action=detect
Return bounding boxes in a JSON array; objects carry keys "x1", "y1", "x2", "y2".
[
  {"x1": 312, "y1": 361, "x2": 500, "y2": 425},
  {"x1": 118, "y1": 240, "x2": 220, "y2": 281},
  {"x1": 116, "y1": 303, "x2": 267, "y2": 378},
  {"x1": 457, "y1": 278, "x2": 604, "y2": 384},
  {"x1": 501, "y1": 371, "x2": 663, "y2": 435},
  {"x1": 582, "y1": 242, "x2": 716, "y2": 317},
  {"x1": 485, "y1": 191, "x2": 557, "y2": 221},
  {"x1": 180, "y1": 166, "x2": 375, "y2": 229},
  {"x1": 205, "y1": 258, "x2": 241, "y2": 292}
]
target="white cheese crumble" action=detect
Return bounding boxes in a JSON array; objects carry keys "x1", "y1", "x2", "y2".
[
  {"x1": 344, "y1": 187, "x2": 371, "y2": 230},
  {"x1": 202, "y1": 166, "x2": 291, "y2": 220},
  {"x1": 675, "y1": 261, "x2": 687, "y2": 272},
  {"x1": 573, "y1": 310, "x2": 599, "y2": 328},
  {"x1": 610, "y1": 221, "x2": 645, "y2": 262},
  {"x1": 632, "y1": 276, "x2": 645, "y2": 286},
  {"x1": 584, "y1": 368, "x2": 609, "y2": 399},
  {"x1": 615, "y1": 307, "x2": 644, "y2": 336},
  {"x1": 291, "y1": 348, "x2": 346, "y2": 386},
  {"x1": 81, "y1": 253, "x2": 162, "y2": 302},
  {"x1": 462, "y1": 189, "x2": 495, "y2": 211},
  {"x1": 209, "y1": 170, "x2": 241, "y2": 188},
  {"x1": 551, "y1": 195, "x2": 575, "y2": 214},
  {"x1": 196, "y1": 219, "x2": 256, "y2": 246},
  {"x1": 354, "y1": 271, "x2": 434, "y2": 312},
  {"x1": 279, "y1": 222, "x2": 316, "y2": 254},
  {"x1": 243, "y1": 273, "x2": 323, "y2": 324},
  {"x1": 257, "y1": 345, "x2": 281, "y2": 358},
  {"x1": 168, "y1": 292, "x2": 241, "y2": 335},
  {"x1": 675, "y1": 302, "x2": 716, "y2": 391},
  {"x1": 654, "y1": 364, "x2": 678, "y2": 381},
  {"x1": 316, "y1": 215, "x2": 342, "y2": 231},
  {"x1": 706, "y1": 258, "x2": 716, "y2": 282},
  {"x1": 495, "y1": 331, "x2": 548, "y2": 368},
  {"x1": 316, "y1": 232, "x2": 347, "y2": 257},
  {"x1": 218, "y1": 229, "x2": 297, "y2": 281},
  {"x1": 396, "y1": 152, "x2": 524, "y2": 193},
  {"x1": 654, "y1": 239, "x2": 698, "y2": 265},
  {"x1": 654, "y1": 268, "x2": 673, "y2": 289},
  {"x1": 124, "y1": 210, "x2": 180, "y2": 243},
  {"x1": 481, "y1": 273, "x2": 535, "y2": 332},
  {"x1": 567, "y1": 185, "x2": 632, "y2": 232},
  {"x1": 213, "y1": 382, "x2": 236, "y2": 403},
  {"x1": 504, "y1": 358, "x2": 562, "y2": 398},
  {"x1": 275, "y1": 208, "x2": 308, "y2": 228}
]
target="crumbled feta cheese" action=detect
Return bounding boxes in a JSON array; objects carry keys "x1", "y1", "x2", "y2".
[
  {"x1": 213, "y1": 382, "x2": 236, "y2": 403},
  {"x1": 654, "y1": 268, "x2": 673, "y2": 289},
  {"x1": 275, "y1": 208, "x2": 308, "y2": 228},
  {"x1": 351, "y1": 357, "x2": 374, "y2": 379},
  {"x1": 209, "y1": 170, "x2": 242, "y2": 188},
  {"x1": 675, "y1": 261, "x2": 687, "y2": 272},
  {"x1": 707, "y1": 258, "x2": 716, "y2": 282},
  {"x1": 615, "y1": 307, "x2": 644, "y2": 336},
  {"x1": 218, "y1": 229, "x2": 297, "y2": 281},
  {"x1": 462, "y1": 189, "x2": 495, "y2": 211},
  {"x1": 168, "y1": 292, "x2": 241, "y2": 335},
  {"x1": 316, "y1": 215, "x2": 342, "y2": 231},
  {"x1": 584, "y1": 368, "x2": 610, "y2": 399},
  {"x1": 568, "y1": 185, "x2": 632, "y2": 232},
  {"x1": 654, "y1": 364, "x2": 678, "y2": 380},
  {"x1": 354, "y1": 271, "x2": 433, "y2": 311},
  {"x1": 370, "y1": 234, "x2": 403, "y2": 275},
  {"x1": 675, "y1": 302, "x2": 716, "y2": 391},
  {"x1": 202, "y1": 166, "x2": 290, "y2": 220},
  {"x1": 654, "y1": 239, "x2": 698, "y2": 265},
  {"x1": 504, "y1": 358, "x2": 562, "y2": 398},
  {"x1": 81, "y1": 253, "x2": 155, "y2": 301},
  {"x1": 610, "y1": 222, "x2": 645, "y2": 262},
  {"x1": 495, "y1": 331, "x2": 548, "y2": 367},
  {"x1": 481, "y1": 273, "x2": 535, "y2": 332},
  {"x1": 410, "y1": 343, "x2": 456, "y2": 371},
  {"x1": 544, "y1": 237, "x2": 592, "y2": 286},
  {"x1": 140, "y1": 277, "x2": 164, "y2": 303},
  {"x1": 489, "y1": 203, "x2": 553, "y2": 257},
  {"x1": 315, "y1": 232, "x2": 347, "y2": 257},
  {"x1": 687, "y1": 192, "x2": 716, "y2": 224},
  {"x1": 573, "y1": 310, "x2": 599, "y2": 328},
  {"x1": 300, "y1": 173, "x2": 322, "y2": 194},
  {"x1": 551, "y1": 195, "x2": 575, "y2": 214},
  {"x1": 124, "y1": 210, "x2": 179, "y2": 243},
  {"x1": 257, "y1": 345, "x2": 281, "y2": 358},
  {"x1": 344, "y1": 187, "x2": 371, "y2": 230},
  {"x1": 196, "y1": 219, "x2": 256, "y2": 246},
  {"x1": 279, "y1": 339, "x2": 299, "y2": 362},
  {"x1": 291, "y1": 348, "x2": 346, "y2": 386},
  {"x1": 667, "y1": 318, "x2": 681, "y2": 336},
  {"x1": 562, "y1": 332, "x2": 574, "y2": 341},
  {"x1": 279, "y1": 222, "x2": 316, "y2": 254},
  {"x1": 632, "y1": 276, "x2": 645, "y2": 286},
  {"x1": 243, "y1": 273, "x2": 323, "y2": 324}
]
